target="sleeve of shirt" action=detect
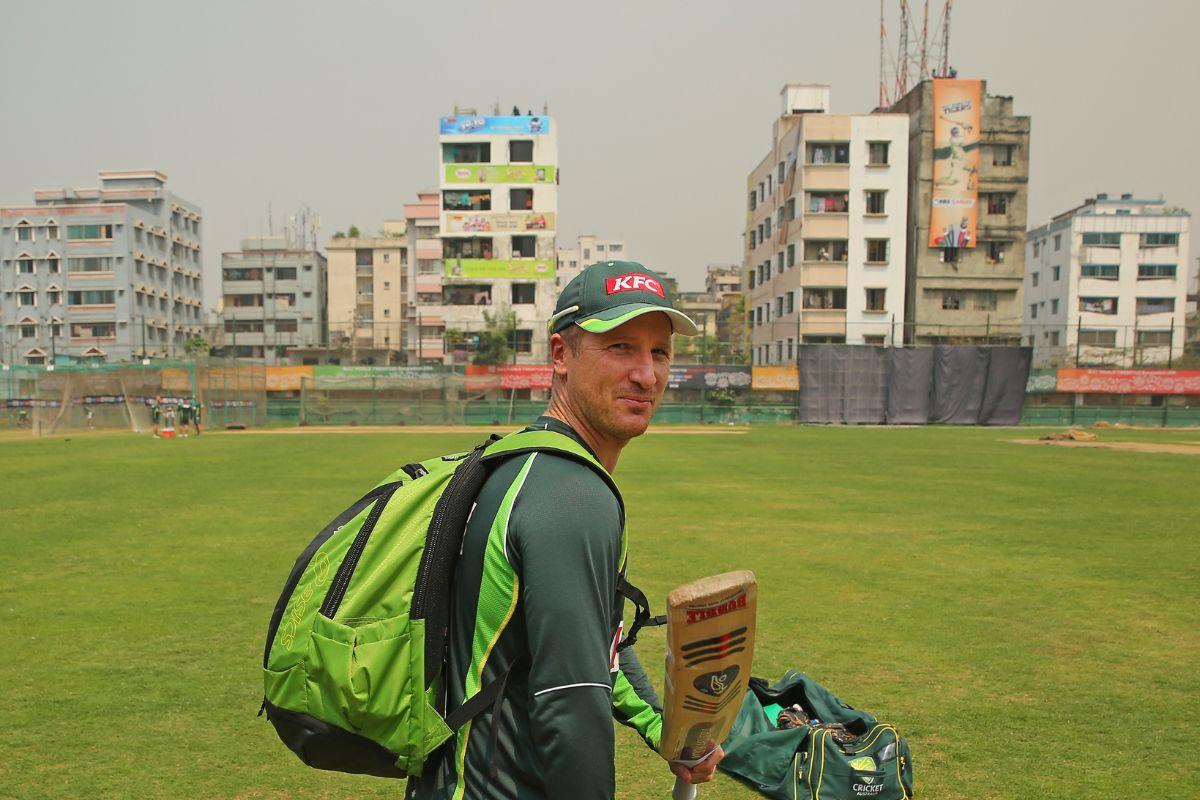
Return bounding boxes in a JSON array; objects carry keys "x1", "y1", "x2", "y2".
[
  {"x1": 508, "y1": 455, "x2": 624, "y2": 800},
  {"x1": 612, "y1": 646, "x2": 664, "y2": 752}
]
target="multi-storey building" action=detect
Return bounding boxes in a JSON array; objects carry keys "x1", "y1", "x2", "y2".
[
  {"x1": 326, "y1": 222, "x2": 408, "y2": 364},
  {"x1": 890, "y1": 79, "x2": 1031, "y2": 344},
  {"x1": 414, "y1": 112, "x2": 558, "y2": 365},
  {"x1": 218, "y1": 235, "x2": 327, "y2": 364},
  {"x1": 745, "y1": 85, "x2": 909, "y2": 365},
  {"x1": 402, "y1": 191, "x2": 443, "y2": 365},
  {"x1": 1024, "y1": 194, "x2": 1191, "y2": 367},
  {"x1": 0, "y1": 170, "x2": 202, "y2": 364},
  {"x1": 556, "y1": 234, "x2": 630, "y2": 290}
]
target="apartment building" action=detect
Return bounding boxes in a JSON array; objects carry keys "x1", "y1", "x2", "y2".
[
  {"x1": 218, "y1": 235, "x2": 326, "y2": 364},
  {"x1": 1024, "y1": 193, "x2": 1191, "y2": 367},
  {"x1": 402, "y1": 191, "x2": 443, "y2": 364},
  {"x1": 556, "y1": 233, "x2": 630, "y2": 290},
  {"x1": 890, "y1": 79, "x2": 1031, "y2": 344},
  {"x1": 745, "y1": 84, "x2": 909, "y2": 365},
  {"x1": 0, "y1": 170, "x2": 202, "y2": 364},
  {"x1": 413, "y1": 112, "x2": 558, "y2": 365},
  {"x1": 325, "y1": 222, "x2": 407, "y2": 363}
]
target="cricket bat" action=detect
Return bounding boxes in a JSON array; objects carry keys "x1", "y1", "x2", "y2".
[{"x1": 660, "y1": 570, "x2": 757, "y2": 800}]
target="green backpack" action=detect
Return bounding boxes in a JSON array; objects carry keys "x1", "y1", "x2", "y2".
[
  {"x1": 719, "y1": 671, "x2": 913, "y2": 800},
  {"x1": 258, "y1": 429, "x2": 656, "y2": 779}
]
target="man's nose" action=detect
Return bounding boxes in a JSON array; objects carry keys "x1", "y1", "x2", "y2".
[{"x1": 628, "y1": 350, "x2": 657, "y2": 390}]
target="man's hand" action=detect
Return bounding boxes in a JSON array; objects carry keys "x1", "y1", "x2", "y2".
[{"x1": 669, "y1": 745, "x2": 724, "y2": 785}]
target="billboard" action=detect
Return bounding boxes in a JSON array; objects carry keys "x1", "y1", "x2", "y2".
[
  {"x1": 752, "y1": 365, "x2": 800, "y2": 391},
  {"x1": 439, "y1": 116, "x2": 550, "y2": 136},
  {"x1": 265, "y1": 365, "x2": 313, "y2": 392},
  {"x1": 465, "y1": 364, "x2": 553, "y2": 391},
  {"x1": 444, "y1": 164, "x2": 556, "y2": 184},
  {"x1": 445, "y1": 258, "x2": 556, "y2": 280},
  {"x1": 668, "y1": 365, "x2": 752, "y2": 390},
  {"x1": 443, "y1": 211, "x2": 555, "y2": 234},
  {"x1": 1056, "y1": 369, "x2": 1200, "y2": 395},
  {"x1": 929, "y1": 79, "x2": 982, "y2": 249}
]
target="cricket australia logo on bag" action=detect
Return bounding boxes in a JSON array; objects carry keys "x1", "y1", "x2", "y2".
[
  {"x1": 605, "y1": 273, "x2": 665, "y2": 297},
  {"x1": 848, "y1": 756, "x2": 885, "y2": 796}
]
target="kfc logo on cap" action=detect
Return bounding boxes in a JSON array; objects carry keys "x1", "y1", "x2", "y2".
[{"x1": 606, "y1": 274, "x2": 665, "y2": 298}]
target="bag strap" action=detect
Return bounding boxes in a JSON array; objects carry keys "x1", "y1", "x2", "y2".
[
  {"x1": 444, "y1": 656, "x2": 523, "y2": 780},
  {"x1": 615, "y1": 576, "x2": 666, "y2": 651}
]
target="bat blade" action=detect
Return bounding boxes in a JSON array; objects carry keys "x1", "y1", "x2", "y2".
[{"x1": 660, "y1": 570, "x2": 757, "y2": 771}]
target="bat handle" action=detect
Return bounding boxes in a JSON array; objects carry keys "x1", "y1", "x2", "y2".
[{"x1": 672, "y1": 777, "x2": 697, "y2": 800}]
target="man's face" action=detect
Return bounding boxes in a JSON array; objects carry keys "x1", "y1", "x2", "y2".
[{"x1": 554, "y1": 312, "x2": 673, "y2": 443}]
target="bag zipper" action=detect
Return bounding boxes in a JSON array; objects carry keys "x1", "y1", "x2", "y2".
[{"x1": 319, "y1": 483, "x2": 401, "y2": 619}]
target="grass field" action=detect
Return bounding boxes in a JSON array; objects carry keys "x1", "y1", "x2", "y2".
[{"x1": 2, "y1": 425, "x2": 1198, "y2": 799}]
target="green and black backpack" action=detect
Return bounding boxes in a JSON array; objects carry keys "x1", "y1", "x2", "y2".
[
  {"x1": 719, "y1": 670, "x2": 914, "y2": 800},
  {"x1": 259, "y1": 429, "x2": 659, "y2": 779}
]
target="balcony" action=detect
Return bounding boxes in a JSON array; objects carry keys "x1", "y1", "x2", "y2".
[
  {"x1": 800, "y1": 263, "x2": 848, "y2": 285},
  {"x1": 800, "y1": 310, "x2": 847, "y2": 336},
  {"x1": 801, "y1": 215, "x2": 849, "y2": 240}
]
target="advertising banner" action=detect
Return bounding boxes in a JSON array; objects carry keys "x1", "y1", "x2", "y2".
[
  {"x1": 667, "y1": 365, "x2": 752, "y2": 390},
  {"x1": 465, "y1": 364, "x2": 553, "y2": 391},
  {"x1": 446, "y1": 258, "x2": 556, "y2": 280},
  {"x1": 439, "y1": 116, "x2": 551, "y2": 136},
  {"x1": 265, "y1": 365, "x2": 313, "y2": 392},
  {"x1": 929, "y1": 79, "x2": 982, "y2": 249},
  {"x1": 444, "y1": 164, "x2": 556, "y2": 184},
  {"x1": 443, "y1": 211, "x2": 555, "y2": 234},
  {"x1": 752, "y1": 365, "x2": 800, "y2": 391},
  {"x1": 312, "y1": 365, "x2": 446, "y2": 379},
  {"x1": 1056, "y1": 369, "x2": 1200, "y2": 395}
]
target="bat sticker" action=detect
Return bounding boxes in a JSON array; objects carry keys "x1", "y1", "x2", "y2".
[
  {"x1": 684, "y1": 646, "x2": 747, "y2": 668},
  {"x1": 682, "y1": 682, "x2": 743, "y2": 714},
  {"x1": 693, "y1": 666, "x2": 740, "y2": 696},
  {"x1": 681, "y1": 627, "x2": 748, "y2": 653},
  {"x1": 680, "y1": 722, "x2": 714, "y2": 761}
]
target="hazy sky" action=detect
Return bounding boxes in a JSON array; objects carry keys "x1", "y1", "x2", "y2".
[{"x1": 2, "y1": 1, "x2": 1197, "y2": 308}]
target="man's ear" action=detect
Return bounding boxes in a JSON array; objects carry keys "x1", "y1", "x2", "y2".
[{"x1": 549, "y1": 331, "x2": 569, "y2": 378}]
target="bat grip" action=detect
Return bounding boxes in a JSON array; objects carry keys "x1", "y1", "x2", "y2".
[{"x1": 672, "y1": 777, "x2": 697, "y2": 800}]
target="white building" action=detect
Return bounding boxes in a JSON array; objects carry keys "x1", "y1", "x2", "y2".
[
  {"x1": 1024, "y1": 194, "x2": 1191, "y2": 367},
  {"x1": 416, "y1": 111, "x2": 558, "y2": 365},
  {"x1": 745, "y1": 84, "x2": 909, "y2": 364},
  {"x1": 556, "y1": 234, "x2": 630, "y2": 290}
]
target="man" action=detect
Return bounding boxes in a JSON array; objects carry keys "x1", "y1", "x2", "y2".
[{"x1": 413, "y1": 262, "x2": 722, "y2": 799}]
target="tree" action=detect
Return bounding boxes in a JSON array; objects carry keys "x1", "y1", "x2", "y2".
[
  {"x1": 473, "y1": 305, "x2": 518, "y2": 365},
  {"x1": 347, "y1": 225, "x2": 361, "y2": 238},
  {"x1": 332, "y1": 231, "x2": 346, "y2": 239},
  {"x1": 185, "y1": 336, "x2": 209, "y2": 357}
]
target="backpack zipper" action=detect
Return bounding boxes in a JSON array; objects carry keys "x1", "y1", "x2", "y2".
[{"x1": 319, "y1": 483, "x2": 400, "y2": 619}]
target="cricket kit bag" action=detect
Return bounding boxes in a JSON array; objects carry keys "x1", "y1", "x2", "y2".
[
  {"x1": 719, "y1": 670, "x2": 913, "y2": 800},
  {"x1": 259, "y1": 428, "x2": 653, "y2": 779}
]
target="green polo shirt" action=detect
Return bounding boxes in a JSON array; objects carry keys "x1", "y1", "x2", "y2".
[{"x1": 412, "y1": 416, "x2": 662, "y2": 800}]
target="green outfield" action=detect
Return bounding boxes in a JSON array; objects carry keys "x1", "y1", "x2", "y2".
[{"x1": 2, "y1": 425, "x2": 1197, "y2": 799}]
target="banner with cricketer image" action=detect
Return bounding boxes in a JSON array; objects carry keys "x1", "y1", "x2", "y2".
[{"x1": 929, "y1": 79, "x2": 981, "y2": 249}]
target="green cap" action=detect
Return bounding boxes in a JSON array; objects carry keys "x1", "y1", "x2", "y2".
[{"x1": 549, "y1": 261, "x2": 699, "y2": 336}]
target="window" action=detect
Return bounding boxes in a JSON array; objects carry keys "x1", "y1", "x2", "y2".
[
  {"x1": 16, "y1": 224, "x2": 33, "y2": 241},
  {"x1": 1033, "y1": 241, "x2": 1040, "y2": 257},
  {"x1": 1051, "y1": 299, "x2": 1059, "y2": 314},
  {"x1": 1139, "y1": 264, "x2": 1176, "y2": 279},
  {"x1": 940, "y1": 247, "x2": 959, "y2": 264},
  {"x1": 70, "y1": 322, "x2": 116, "y2": 339},
  {"x1": 511, "y1": 283, "x2": 536, "y2": 304},
  {"x1": 275, "y1": 267, "x2": 297, "y2": 280},
  {"x1": 807, "y1": 142, "x2": 850, "y2": 164},
  {"x1": 748, "y1": 229, "x2": 756, "y2": 249},
  {"x1": 1053, "y1": 234, "x2": 1062, "y2": 251},
  {"x1": 1079, "y1": 329, "x2": 1116, "y2": 348},
  {"x1": 1031, "y1": 272, "x2": 1039, "y2": 287},
  {"x1": 786, "y1": 197, "x2": 796, "y2": 220},
  {"x1": 777, "y1": 161, "x2": 785, "y2": 183},
  {"x1": 1052, "y1": 266, "x2": 1061, "y2": 281},
  {"x1": 942, "y1": 290, "x2": 963, "y2": 310},
  {"x1": 1141, "y1": 233, "x2": 1179, "y2": 247},
  {"x1": 270, "y1": 292, "x2": 296, "y2": 307},
  {"x1": 68, "y1": 290, "x2": 115, "y2": 305},
  {"x1": 866, "y1": 239, "x2": 888, "y2": 263},
  {"x1": 1081, "y1": 263, "x2": 1119, "y2": 279},
  {"x1": 803, "y1": 288, "x2": 846, "y2": 310},
  {"x1": 804, "y1": 240, "x2": 848, "y2": 261},
  {"x1": 986, "y1": 241, "x2": 1007, "y2": 263},
  {"x1": 755, "y1": 306, "x2": 763, "y2": 326},
  {"x1": 442, "y1": 142, "x2": 490, "y2": 163},
  {"x1": 1079, "y1": 297, "x2": 1118, "y2": 314},
  {"x1": 864, "y1": 335, "x2": 885, "y2": 345},
  {"x1": 276, "y1": 319, "x2": 299, "y2": 333},
  {"x1": 865, "y1": 288, "x2": 886, "y2": 311},
  {"x1": 66, "y1": 224, "x2": 114, "y2": 240},
  {"x1": 609, "y1": 243, "x2": 622, "y2": 253},
  {"x1": 509, "y1": 140, "x2": 534, "y2": 162},
  {"x1": 1049, "y1": 331, "x2": 1060, "y2": 346},
  {"x1": 1136, "y1": 297, "x2": 1175, "y2": 315},
  {"x1": 17, "y1": 258, "x2": 34, "y2": 274},
  {"x1": 443, "y1": 189, "x2": 492, "y2": 210},
  {"x1": 20, "y1": 324, "x2": 36, "y2": 338},
  {"x1": 985, "y1": 193, "x2": 1009, "y2": 214},
  {"x1": 1136, "y1": 330, "x2": 1172, "y2": 347},
  {"x1": 865, "y1": 190, "x2": 886, "y2": 214},
  {"x1": 513, "y1": 329, "x2": 533, "y2": 354},
  {"x1": 444, "y1": 237, "x2": 493, "y2": 259},
  {"x1": 443, "y1": 284, "x2": 492, "y2": 305},
  {"x1": 786, "y1": 244, "x2": 795, "y2": 268},
  {"x1": 974, "y1": 290, "x2": 998, "y2": 311},
  {"x1": 992, "y1": 144, "x2": 1014, "y2": 166},
  {"x1": 748, "y1": 191, "x2": 757, "y2": 211},
  {"x1": 18, "y1": 291, "x2": 36, "y2": 306},
  {"x1": 382, "y1": 253, "x2": 391, "y2": 263},
  {"x1": 867, "y1": 141, "x2": 889, "y2": 165},
  {"x1": 223, "y1": 293, "x2": 263, "y2": 307},
  {"x1": 509, "y1": 188, "x2": 534, "y2": 210},
  {"x1": 1082, "y1": 232, "x2": 1121, "y2": 247},
  {"x1": 764, "y1": 217, "x2": 772, "y2": 237},
  {"x1": 222, "y1": 267, "x2": 262, "y2": 280},
  {"x1": 355, "y1": 249, "x2": 373, "y2": 266},
  {"x1": 47, "y1": 224, "x2": 58, "y2": 240},
  {"x1": 47, "y1": 256, "x2": 60, "y2": 273},
  {"x1": 511, "y1": 235, "x2": 536, "y2": 258},
  {"x1": 1030, "y1": 303, "x2": 1038, "y2": 319},
  {"x1": 224, "y1": 319, "x2": 264, "y2": 333},
  {"x1": 774, "y1": 296, "x2": 784, "y2": 317},
  {"x1": 776, "y1": 252, "x2": 784, "y2": 274},
  {"x1": 786, "y1": 291, "x2": 795, "y2": 314},
  {"x1": 748, "y1": 270, "x2": 756, "y2": 289},
  {"x1": 807, "y1": 192, "x2": 848, "y2": 213}
]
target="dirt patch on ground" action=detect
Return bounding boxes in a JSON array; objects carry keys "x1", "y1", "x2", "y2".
[
  {"x1": 1012, "y1": 438, "x2": 1200, "y2": 456},
  {"x1": 222, "y1": 425, "x2": 749, "y2": 436}
]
